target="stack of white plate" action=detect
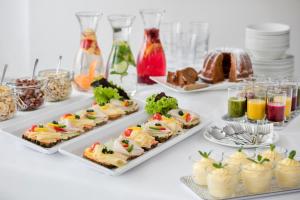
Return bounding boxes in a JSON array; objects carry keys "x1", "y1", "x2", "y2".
[
  {"x1": 245, "y1": 23, "x2": 294, "y2": 78},
  {"x1": 252, "y1": 55, "x2": 294, "y2": 79}
]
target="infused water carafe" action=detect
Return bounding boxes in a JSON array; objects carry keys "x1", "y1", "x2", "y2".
[
  {"x1": 107, "y1": 15, "x2": 137, "y2": 96},
  {"x1": 73, "y1": 12, "x2": 104, "y2": 91},
  {"x1": 137, "y1": 9, "x2": 166, "y2": 84}
]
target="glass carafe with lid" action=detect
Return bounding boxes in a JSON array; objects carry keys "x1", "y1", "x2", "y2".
[
  {"x1": 137, "y1": 9, "x2": 166, "y2": 84},
  {"x1": 73, "y1": 11, "x2": 104, "y2": 91},
  {"x1": 107, "y1": 15, "x2": 136, "y2": 96}
]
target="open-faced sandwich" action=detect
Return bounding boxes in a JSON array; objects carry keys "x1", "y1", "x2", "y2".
[
  {"x1": 83, "y1": 142, "x2": 128, "y2": 169},
  {"x1": 91, "y1": 76, "x2": 139, "y2": 115},
  {"x1": 110, "y1": 99, "x2": 139, "y2": 115},
  {"x1": 92, "y1": 103, "x2": 125, "y2": 120},
  {"x1": 22, "y1": 124, "x2": 62, "y2": 148},
  {"x1": 112, "y1": 136, "x2": 144, "y2": 159},
  {"x1": 59, "y1": 113, "x2": 96, "y2": 132},
  {"x1": 46, "y1": 120, "x2": 82, "y2": 140},
  {"x1": 149, "y1": 113, "x2": 183, "y2": 135},
  {"x1": 121, "y1": 126, "x2": 158, "y2": 151},
  {"x1": 168, "y1": 109, "x2": 200, "y2": 129},
  {"x1": 76, "y1": 107, "x2": 108, "y2": 126},
  {"x1": 142, "y1": 119, "x2": 174, "y2": 142}
]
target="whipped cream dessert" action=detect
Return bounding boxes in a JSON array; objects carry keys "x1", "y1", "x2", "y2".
[
  {"x1": 207, "y1": 163, "x2": 238, "y2": 198},
  {"x1": 275, "y1": 150, "x2": 300, "y2": 188},
  {"x1": 241, "y1": 155, "x2": 273, "y2": 194}
]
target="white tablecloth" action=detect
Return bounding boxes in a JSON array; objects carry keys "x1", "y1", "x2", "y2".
[{"x1": 1, "y1": 85, "x2": 300, "y2": 200}]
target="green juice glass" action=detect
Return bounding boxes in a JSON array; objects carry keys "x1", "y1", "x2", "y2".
[{"x1": 228, "y1": 86, "x2": 247, "y2": 118}]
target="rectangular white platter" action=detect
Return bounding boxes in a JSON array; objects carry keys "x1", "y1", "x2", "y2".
[
  {"x1": 150, "y1": 76, "x2": 236, "y2": 93},
  {"x1": 0, "y1": 94, "x2": 93, "y2": 129},
  {"x1": 0, "y1": 97, "x2": 145, "y2": 154},
  {"x1": 59, "y1": 112, "x2": 210, "y2": 176}
]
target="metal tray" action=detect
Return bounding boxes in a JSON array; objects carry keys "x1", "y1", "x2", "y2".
[{"x1": 180, "y1": 176, "x2": 300, "y2": 200}]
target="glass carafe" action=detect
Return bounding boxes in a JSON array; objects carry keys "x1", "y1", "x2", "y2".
[
  {"x1": 137, "y1": 9, "x2": 166, "y2": 84},
  {"x1": 73, "y1": 12, "x2": 104, "y2": 91},
  {"x1": 107, "y1": 15, "x2": 137, "y2": 96}
]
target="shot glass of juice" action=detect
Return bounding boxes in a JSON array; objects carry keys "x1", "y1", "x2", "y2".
[
  {"x1": 267, "y1": 89, "x2": 286, "y2": 126},
  {"x1": 247, "y1": 86, "x2": 266, "y2": 122},
  {"x1": 282, "y1": 81, "x2": 298, "y2": 112},
  {"x1": 280, "y1": 85, "x2": 293, "y2": 120},
  {"x1": 227, "y1": 86, "x2": 246, "y2": 119}
]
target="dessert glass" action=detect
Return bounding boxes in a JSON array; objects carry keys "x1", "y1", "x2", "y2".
[
  {"x1": 241, "y1": 163, "x2": 273, "y2": 194},
  {"x1": 207, "y1": 166, "x2": 239, "y2": 198},
  {"x1": 38, "y1": 69, "x2": 72, "y2": 102},
  {"x1": 256, "y1": 146, "x2": 287, "y2": 165},
  {"x1": 0, "y1": 85, "x2": 17, "y2": 121},
  {"x1": 275, "y1": 156, "x2": 300, "y2": 188},
  {"x1": 190, "y1": 151, "x2": 217, "y2": 186}
]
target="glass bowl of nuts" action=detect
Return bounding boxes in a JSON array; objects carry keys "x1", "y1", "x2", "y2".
[
  {"x1": 0, "y1": 85, "x2": 17, "y2": 121},
  {"x1": 38, "y1": 69, "x2": 72, "y2": 102},
  {"x1": 7, "y1": 77, "x2": 45, "y2": 111}
]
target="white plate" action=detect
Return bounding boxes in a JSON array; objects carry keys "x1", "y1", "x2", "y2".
[
  {"x1": 246, "y1": 23, "x2": 290, "y2": 35},
  {"x1": 59, "y1": 112, "x2": 211, "y2": 176},
  {"x1": 150, "y1": 76, "x2": 236, "y2": 93},
  {"x1": 0, "y1": 98, "x2": 145, "y2": 154},
  {"x1": 203, "y1": 122, "x2": 279, "y2": 149}
]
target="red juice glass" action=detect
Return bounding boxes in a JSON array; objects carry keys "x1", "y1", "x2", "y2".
[
  {"x1": 267, "y1": 89, "x2": 286, "y2": 125},
  {"x1": 137, "y1": 9, "x2": 166, "y2": 84}
]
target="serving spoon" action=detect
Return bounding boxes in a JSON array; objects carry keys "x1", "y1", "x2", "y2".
[
  {"x1": 0, "y1": 64, "x2": 8, "y2": 85},
  {"x1": 32, "y1": 58, "x2": 39, "y2": 79}
]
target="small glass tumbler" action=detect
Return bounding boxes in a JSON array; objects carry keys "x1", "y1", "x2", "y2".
[
  {"x1": 282, "y1": 80, "x2": 298, "y2": 112},
  {"x1": 280, "y1": 85, "x2": 293, "y2": 120},
  {"x1": 227, "y1": 86, "x2": 246, "y2": 119},
  {"x1": 266, "y1": 89, "x2": 286, "y2": 125},
  {"x1": 247, "y1": 86, "x2": 266, "y2": 122}
]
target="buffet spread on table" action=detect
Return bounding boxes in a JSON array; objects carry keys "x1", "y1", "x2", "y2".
[{"x1": 1, "y1": 9, "x2": 300, "y2": 200}]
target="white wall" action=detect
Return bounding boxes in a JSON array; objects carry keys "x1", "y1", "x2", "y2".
[
  {"x1": 0, "y1": 0, "x2": 29, "y2": 77},
  {"x1": 1, "y1": 0, "x2": 300, "y2": 76}
]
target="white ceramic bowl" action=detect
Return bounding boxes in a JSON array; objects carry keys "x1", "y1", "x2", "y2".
[
  {"x1": 247, "y1": 48, "x2": 288, "y2": 59},
  {"x1": 246, "y1": 23, "x2": 290, "y2": 36}
]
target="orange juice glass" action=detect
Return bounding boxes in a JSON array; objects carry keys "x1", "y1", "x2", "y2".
[{"x1": 247, "y1": 86, "x2": 266, "y2": 121}]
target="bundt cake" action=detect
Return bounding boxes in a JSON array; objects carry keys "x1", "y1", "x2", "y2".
[{"x1": 199, "y1": 48, "x2": 253, "y2": 83}]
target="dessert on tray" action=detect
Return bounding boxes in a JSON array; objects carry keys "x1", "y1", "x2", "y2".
[
  {"x1": 21, "y1": 78, "x2": 139, "y2": 148},
  {"x1": 189, "y1": 146, "x2": 300, "y2": 198},
  {"x1": 199, "y1": 48, "x2": 253, "y2": 83},
  {"x1": 82, "y1": 92, "x2": 202, "y2": 169},
  {"x1": 192, "y1": 151, "x2": 215, "y2": 186},
  {"x1": 275, "y1": 150, "x2": 300, "y2": 188},
  {"x1": 167, "y1": 67, "x2": 208, "y2": 90}
]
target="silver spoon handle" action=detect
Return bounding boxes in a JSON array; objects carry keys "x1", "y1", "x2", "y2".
[
  {"x1": 56, "y1": 55, "x2": 62, "y2": 74},
  {"x1": 1, "y1": 64, "x2": 8, "y2": 84},
  {"x1": 32, "y1": 58, "x2": 39, "y2": 79}
]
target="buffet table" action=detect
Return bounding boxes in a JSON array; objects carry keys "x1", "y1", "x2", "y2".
[{"x1": 1, "y1": 84, "x2": 300, "y2": 200}]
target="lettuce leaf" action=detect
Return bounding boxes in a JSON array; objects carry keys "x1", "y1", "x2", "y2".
[
  {"x1": 145, "y1": 94, "x2": 178, "y2": 115},
  {"x1": 93, "y1": 86, "x2": 121, "y2": 106}
]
